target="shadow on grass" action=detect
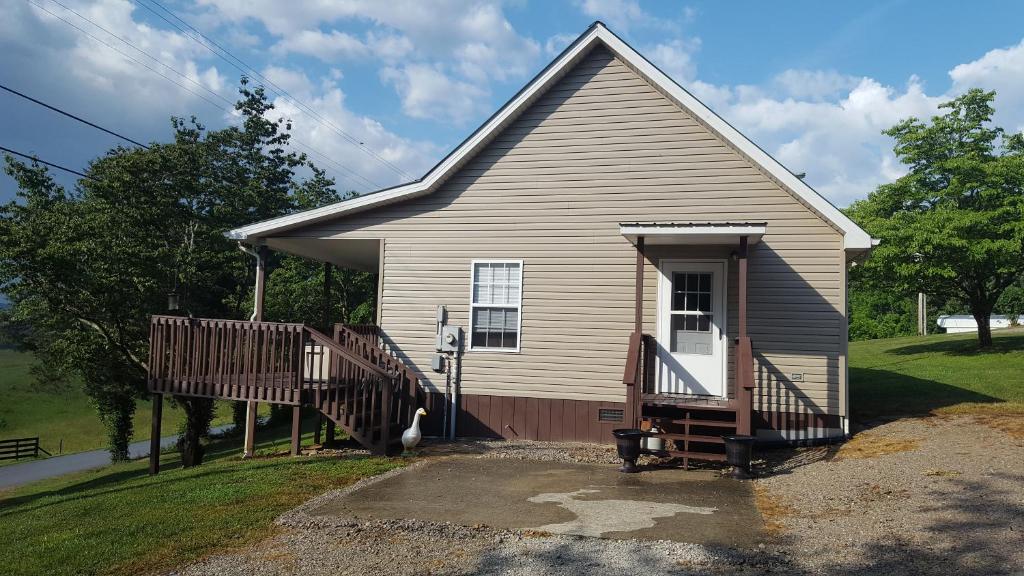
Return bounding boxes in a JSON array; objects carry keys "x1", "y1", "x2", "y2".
[
  {"x1": 850, "y1": 367, "x2": 1003, "y2": 425},
  {"x1": 0, "y1": 423, "x2": 316, "y2": 514},
  {"x1": 887, "y1": 332, "x2": 1024, "y2": 356}
]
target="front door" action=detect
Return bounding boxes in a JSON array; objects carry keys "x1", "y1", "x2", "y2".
[{"x1": 656, "y1": 260, "x2": 726, "y2": 396}]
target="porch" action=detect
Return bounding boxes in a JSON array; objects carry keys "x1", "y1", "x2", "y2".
[{"x1": 621, "y1": 223, "x2": 760, "y2": 467}]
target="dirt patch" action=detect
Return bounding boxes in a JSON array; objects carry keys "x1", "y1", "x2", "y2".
[
  {"x1": 835, "y1": 432, "x2": 919, "y2": 459},
  {"x1": 756, "y1": 415, "x2": 1024, "y2": 575},
  {"x1": 751, "y1": 483, "x2": 794, "y2": 536}
]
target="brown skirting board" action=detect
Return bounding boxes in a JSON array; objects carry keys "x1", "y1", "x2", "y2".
[
  {"x1": 418, "y1": 392, "x2": 840, "y2": 442},
  {"x1": 419, "y1": 392, "x2": 626, "y2": 443}
]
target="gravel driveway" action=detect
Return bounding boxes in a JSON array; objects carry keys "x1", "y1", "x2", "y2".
[{"x1": 174, "y1": 415, "x2": 1023, "y2": 576}]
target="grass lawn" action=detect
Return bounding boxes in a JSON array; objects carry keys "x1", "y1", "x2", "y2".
[
  {"x1": 850, "y1": 328, "x2": 1024, "y2": 421},
  {"x1": 0, "y1": 349, "x2": 234, "y2": 459},
  {"x1": 0, "y1": 425, "x2": 401, "y2": 576}
]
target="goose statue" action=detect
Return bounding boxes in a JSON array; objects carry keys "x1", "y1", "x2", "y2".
[{"x1": 401, "y1": 408, "x2": 427, "y2": 455}]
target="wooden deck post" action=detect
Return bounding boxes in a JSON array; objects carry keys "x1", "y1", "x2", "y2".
[
  {"x1": 148, "y1": 393, "x2": 162, "y2": 475},
  {"x1": 736, "y1": 236, "x2": 753, "y2": 436},
  {"x1": 322, "y1": 262, "x2": 333, "y2": 333},
  {"x1": 243, "y1": 245, "x2": 269, "y2": 459},
  {"x1": 290, "y1": 406, "x2": 302, "y2": 456},
  {"x1": 314, "y1": 413, "x2": 323, "y2": 445},
  {"x1": 325, "y1": 419, "x2": 336, "y2": 447}
]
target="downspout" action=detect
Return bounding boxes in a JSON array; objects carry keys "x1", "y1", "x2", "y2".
[{"x1": 237, "y1": 242, "x2": 263, "y2": 321}]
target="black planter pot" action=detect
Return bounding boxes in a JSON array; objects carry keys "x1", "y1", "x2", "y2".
[
  {"x1": 612, "y1": 428, "x2": 644, "y2": 473},
  {"x1": 722, "y1": 435, "x2": 756, "y2": 479}
]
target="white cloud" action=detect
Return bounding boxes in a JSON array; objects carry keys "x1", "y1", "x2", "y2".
[
  {"x1": 771, "y1": 69, "x2": 861, "y2": 101},
  {"x1": 265, "y1": 69, "x2": 438, "y2": 188},
  {"x1": 574, "y1": 0, "x2": 671, "y2": 32},
  {"x1": 198, "y1": 0, "x2": 541, "y2": 122},
  {"x1": 380, "y1": 64, "x2": 488, "y2": 125},
  {"x1": 647, "y1": 38, "x2": 701, "y2": 83},
  {"x1": 949, "y1": 38, "x2": 1024, "y2": 132},
  {"x1": 545, "y1": 33, "x2": 576, "y2": 56},
  {"x1": 271, "y1": 29, "x2": 368, "y2": 62}
]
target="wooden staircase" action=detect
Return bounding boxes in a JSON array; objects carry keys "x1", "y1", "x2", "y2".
[
  {"x1": 640, "y1": 394, "x2": 738, "y2": 467},
  {"x1": 623, "y1": 332, "x2": 752, "y2": 469},
  {"x1": 147, "y1": 316, "x2": 422, "y2": 457}
]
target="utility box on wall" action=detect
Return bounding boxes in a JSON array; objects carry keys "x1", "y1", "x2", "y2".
[{"x1": 440, "y1": 325, "x2": 462, "y2": 353}]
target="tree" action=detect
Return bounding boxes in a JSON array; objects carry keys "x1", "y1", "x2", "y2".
[
  {"x1": 848, "y1": 89, "x2": 1024, "y2": 347},
  {"x1": 0, "y1": 79, "x2": 338, "y2": 462}
]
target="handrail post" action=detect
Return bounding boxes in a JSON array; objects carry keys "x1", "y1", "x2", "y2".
[{"x1": 379, "y1": 373, "x2": 394, "y2": 455}]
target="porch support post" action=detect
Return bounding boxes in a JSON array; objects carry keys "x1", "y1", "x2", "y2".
[
  {"x1": 322, "y1": 261, "x2": 333, "y2": 333},
  {"x1": 148, "y1": 393, "x2": 162, "y2": 475},
  {"x1": 627, "y1": 236, "x2": 645, "y2": 429},
  {"x1": 243, "y1": 244, "x2": 269, "y2": 458},
  {"x1": 314, "y1": 413, "x2": 323, "y2": 445},
  {"x1": 290, "y1": 406, "x2": 302, "y2": 456},
  {"x1": 736, "y1": 236, "x2": 753, "y2": 436}
]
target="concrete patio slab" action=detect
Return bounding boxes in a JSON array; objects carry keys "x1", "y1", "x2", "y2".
[{"x1": 308, "y1": 458, "x2": 764, "y2": 546}]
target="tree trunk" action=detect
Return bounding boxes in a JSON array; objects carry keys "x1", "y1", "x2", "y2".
[
  {"x1": 177, "y1": 397, "x2": 214, "y2": 467},
  {"x1": 972, "y1": 308, "x2": 993, "y2": 348},
  {"x1": 105, "y1": 396, "x2": 135, "y2": 462},
  {"x1": 232, "y1": 401, "x2": 248, "y2": 434}
]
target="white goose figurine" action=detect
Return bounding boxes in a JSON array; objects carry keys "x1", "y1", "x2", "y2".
[{"x1": 401, "y1": 408, "x2": 427, "y2": 454}]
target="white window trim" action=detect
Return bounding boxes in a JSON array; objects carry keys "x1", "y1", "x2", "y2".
[{"x1": 468, "y1": 259, "x2": 524, "y2": 353}]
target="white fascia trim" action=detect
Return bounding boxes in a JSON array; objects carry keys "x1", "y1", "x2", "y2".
[
  {"x1": 593, "y1": 26, "x2": 872, "y2": 251},
  {"x1": 620, "y1": 224, "x2": 767, "y2": 237},
  {"x1": 229, "y1": 22, "x2": 873, "y2": 250},
  {"x1": 228, "y1": 26, "x2": 606, "y2": 242}
]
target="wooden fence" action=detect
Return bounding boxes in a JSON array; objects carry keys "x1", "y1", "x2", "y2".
[{"x1": 0, "y1": 437, "x2": 51, "y2": 461}]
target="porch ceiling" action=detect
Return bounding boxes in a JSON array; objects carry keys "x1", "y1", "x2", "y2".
[
  {"x1": 619, "y1": 222, "x2": 766, "y2": 246},
  {"x1": 262, "y1": 237, "x2": 380, "y2": 272}
]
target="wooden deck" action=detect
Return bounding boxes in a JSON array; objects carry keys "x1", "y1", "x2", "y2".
[{"x1": 147, "y1": 316, "x2": 422, "y2": 456}]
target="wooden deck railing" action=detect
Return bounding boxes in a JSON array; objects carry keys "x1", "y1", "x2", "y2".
[
  {"x1": 623, "y1": 332, "x2": 654, "y2": 428},
  {"x1": 147, "y1": 316, "x2": 420, "y2": 453}
]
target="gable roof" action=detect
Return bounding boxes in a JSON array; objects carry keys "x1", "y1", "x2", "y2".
[{"x1": 229, "y1": 22, "x2": 874, "y2": 251}]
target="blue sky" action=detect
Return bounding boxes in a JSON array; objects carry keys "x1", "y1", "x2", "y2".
[{"x1": 2, "y1": 0, "x2": 1024, "y2": 207}]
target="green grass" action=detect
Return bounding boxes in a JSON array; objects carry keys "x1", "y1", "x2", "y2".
[
  {"x1": 0, "y1": 349, "x2": 234, "y2": 459},
  {"x1": 850, "y1": 328, "x2": 1024, "y2": 421},
  {"x1": 0, "y1": 426, "x2": 401, "y2": 576}
]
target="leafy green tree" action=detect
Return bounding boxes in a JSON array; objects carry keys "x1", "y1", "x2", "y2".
[
  {"x1": 0, "y1": 79, "x2": 354, "y2": 462},
  {"x1": 848, "y1": 89, "x2": 1024, "y2": 347}
]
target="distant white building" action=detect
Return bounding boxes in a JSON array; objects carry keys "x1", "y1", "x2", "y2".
[{"x1": 936, "y1": 315, "x2": 1023, "y2": 333}]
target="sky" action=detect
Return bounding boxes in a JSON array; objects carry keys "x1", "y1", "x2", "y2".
[{"x1": 2, "y1": 0, "x2": 1024, "y2": 207}]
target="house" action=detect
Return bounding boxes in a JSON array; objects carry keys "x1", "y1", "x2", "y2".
[
  {"x1": 936, "y1": 315, "x2": 1022, "y2": 333},
  {"x1": 145, "y1": 22, "x2": 875, "y2": 472}
]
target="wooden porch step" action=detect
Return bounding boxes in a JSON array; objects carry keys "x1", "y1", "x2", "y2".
[
  {"x1": 651, "y1": 433, "x2": 726, "y2": 443},
  {"x1": 645, "y1": 417, "x2": 737, "y2": 428},
  {"x1": 644, "y1": 449, "x2": 727, "y2": 462}
]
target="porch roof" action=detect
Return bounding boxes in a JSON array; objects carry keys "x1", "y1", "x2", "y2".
[{"x1": 619, "y1": 222, "x2": 766, "y2": 246}]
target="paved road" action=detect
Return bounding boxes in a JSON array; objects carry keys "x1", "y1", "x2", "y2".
[{"x1": 0, "y1": 424, "x2": 234, "y2": 490}]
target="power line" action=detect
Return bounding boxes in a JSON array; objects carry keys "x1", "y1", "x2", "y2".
[
  {"x1": 136, "y1": 0, "x2": 413, "y2": 181},
  {"x1": 26, "y1": 0, "x2": 230, "y2": 114},
  {"x1": 30, "y1": 0, "x2": 383, "y2": 190},
  {"x1": 0, "y1": 83, "x2": 150, "y2": 149},
  {"x1": 0, "y1": 145, "x2": 100, "y2": 181}
]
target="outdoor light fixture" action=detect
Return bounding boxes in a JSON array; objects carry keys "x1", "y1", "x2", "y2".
[
  {"x1": 730, "y1": 250, "x2": 739, "y2": 261},
  {"x1": 167, "y1": 291, "x2": 180, "y2": 311}
]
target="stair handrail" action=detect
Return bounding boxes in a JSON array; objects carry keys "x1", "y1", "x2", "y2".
[{"x1": 304, "y1": 326, "x2": 392, "y2": 379}]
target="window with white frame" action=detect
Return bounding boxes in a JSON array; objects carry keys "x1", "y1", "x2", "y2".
[{"x1": 470, "y1": 261, "x2": 522, "y2": 351}]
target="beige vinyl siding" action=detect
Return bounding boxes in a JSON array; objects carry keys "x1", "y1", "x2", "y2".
[{"x1": 288, "y1": 46, "x2": 846, "y2": 415}]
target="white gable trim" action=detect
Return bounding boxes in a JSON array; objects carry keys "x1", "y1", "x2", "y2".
[{"x1": 229, "y1": 22, "x2": 874, "y2": 251}]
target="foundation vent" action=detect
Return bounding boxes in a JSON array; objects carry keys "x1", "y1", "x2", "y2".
[{"x1": 598, "y1": 408, "x2": 624, "y2": 422}]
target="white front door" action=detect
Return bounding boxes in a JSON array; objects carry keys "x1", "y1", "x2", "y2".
[{"x1": 656, "y1": 260, "x2": 726, "y2": 396}]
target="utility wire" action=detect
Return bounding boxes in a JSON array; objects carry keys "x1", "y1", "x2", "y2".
[
  {"x1": 0, "y1": 145, "x2": 100, "y2": 181},
  {"x1": 31, "y1": 0, "x2": 383, "y2": 190},
  {"x1": 29, "y1": 0, "x2": 378, "y2": 189},
  {"x1": 136, "y1": 0, "x2": 413, "y2": 181},
  {"x1": 0, "y1": 83, "x2": 150, "y2": 149}
]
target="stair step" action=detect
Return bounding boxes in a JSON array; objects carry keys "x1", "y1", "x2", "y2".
[
  {"x1": 645, "y1": 417, "x2": 737, "y2": 428},
  {"x1": 644, "y1": 449, "x2": 727, "y2": 462},
  {"x1": 651, "y1": 433, "x2": 725, "y2": 443}
]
